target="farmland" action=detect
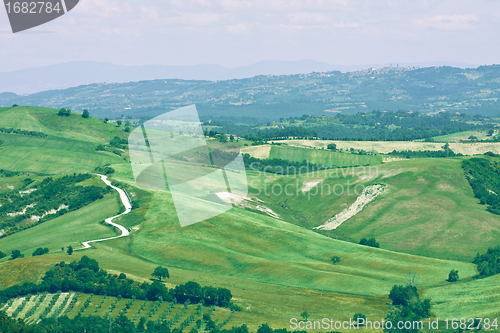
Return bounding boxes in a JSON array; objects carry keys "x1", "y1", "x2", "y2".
[
  {"x1": 1, "y1": 106, "x2": 500, "y2": 332},
  {"x1": 266, "y1": 145, "x2": 383, "y2": 167},
  {"x1": 1, "y1": 292, "x2": 234, "y2": 330},
  {"x1": 272, "y1": 139, "x2": 500, "y2": 155}
]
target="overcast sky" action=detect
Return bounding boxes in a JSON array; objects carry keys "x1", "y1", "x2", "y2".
[{"x1": 1, "y1": 0, "x2": 499, "y2": 72}]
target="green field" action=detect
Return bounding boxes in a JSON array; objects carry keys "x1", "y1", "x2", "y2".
[
  {"x1": 431, "y1": 130, "x2": 495, "y2": 143},
  {"x1": 275, "y1": 139, "x2": 500, "y2": 155},
  {"x1": 3, "y1": 106, "x2": 500, "y2": 332},
  {"x1": 0, "y1": 106, "x2": 128, "y2": 174},
  {"x1": 325, "y1": 157, "x2": 500, "y2": 261},
  {"x1": 267, "y1": 145, "x2": 382, "y2": 167},
  {"x1": 0, "y1": 292, "x2": 233, "y2": 330},
  {"x1": 0, "y1": 193, "x2": 121, "y2": 258}
]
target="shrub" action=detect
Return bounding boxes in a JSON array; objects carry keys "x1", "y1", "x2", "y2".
[
  {"x1": 32, "y1": 247, "x2": 49, "y2": 257},
  {"x1": 447, "y1": 269, "x2": 459, "y2": 282},
  {"x1": 331, "y1": 256, "x2": 341, "y2": 264},
  {"x1": 353, "y1": 313, "x2": 366, "y2": 325},
  {"x1": 58, "y1": 108, "x2": 71, "y2": 117},
  {"x1": 11, "y1": 250, "x2": 24, "y2": 260},
  {"x1": 359, "y1": 238, "x2": 380, "y2": 248}
]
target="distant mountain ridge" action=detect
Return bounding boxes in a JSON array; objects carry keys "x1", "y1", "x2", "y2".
[
  {"x1": 0, "y1": 60, "x2": 478, "y2": 95},
  {"x1": 1, "y1": 64, "x2": 499, "y2": 121}
]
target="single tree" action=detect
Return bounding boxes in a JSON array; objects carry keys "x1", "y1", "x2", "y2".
[
  {"x1": 447, "y1": 269, "x2": 459, "y2": 282},
  {"x1": 104, "y1": 118, "x2": 109, "y2": 123},
  {"x1": 219, "y1": 133, "x2": 228, "y2": 142},
  {"x1": 256, "y1": 324, "x2": 273, "y2": 333},
  {"x1": 152, "y1": 266, "x2": 170, "y2": 281},
  {"x1": 11, "y1": 250, "x2": 23, "y2": 260},
  {"x1": 67, "y1": 245, "x2": 73, "y2": 255},
  {"x1": 116, "y1": 120, "x2": 122, "y2": 126},
  {"x1": 300, "y1": 311, "x2": 309, "y2": 321},
  {"x1": 124, "y1": 126, "x2": 130, "y2": 133},
  {"x1": 405, "y1": 272, "x2": 420, "y2": 287},
  {"x1": 82, "y1": 109, "x2": 90, "y2": 118},
  {"x1": 353, "y1": 313, "x2": 366, "y2": 325},
  {"x1": 331, "y1": 256, "x2": 341, "y2": 264},
  {"x1": 327, "y1": 143, "x2": 337, "y2": 151}
]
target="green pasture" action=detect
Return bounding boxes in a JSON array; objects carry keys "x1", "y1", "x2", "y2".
[
  {"x1": 2, "y1": 106, "x2": 500, "y2": 332},
  {"x1": 431, "y1": 130, "x2": 492, "y2": 142},
  {"x1": 424, "y1": 273, "x2": 500, "y2": 319},
  {"x1": 0, "y1": 133, "x2": 125, "y2": 174},
  {"x1": 0, "y1": 106, "x2": 129, "y2": 144},
  {"x1": 327, "y1": 157, "x2": 500, "y2": 261}
]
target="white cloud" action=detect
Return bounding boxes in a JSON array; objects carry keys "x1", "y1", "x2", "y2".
[
  {"x1": 1, "y1": 0, "x2": 499, "y2": 71},
  {"x1": 414, "y1": 14, "x2": 480, "y2": 31}
]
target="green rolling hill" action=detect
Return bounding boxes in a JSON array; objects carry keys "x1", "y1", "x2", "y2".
[{"x1": 1, "y1": 106, "x2": 500, "y2": 332}]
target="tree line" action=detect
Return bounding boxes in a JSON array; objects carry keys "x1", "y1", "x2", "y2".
[
  {"x1": 473, "y1": 245, "x2": 500, "y2": 277},
  {"x1": 0, "y1": 127, "x2": 47, "y2": 138},
  {"x1": 0, "y1": 311, "x2": 314, "y2": 333},
  {"x1": 462, "y1": 157, "x2": 500, "y2": 215},
  {"x1": 0, "y1": 256, "x2": 237, "y2": 311},
  {"x1": 388, "y1": 144, "x2": 460, "y2": 159},
  {"x1": 206, "y1": 110, "x2": 488, "y2": 142}
]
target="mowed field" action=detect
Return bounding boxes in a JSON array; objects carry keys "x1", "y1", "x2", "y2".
[{"x1": 276, "y1": 139, "x2": 500, "y2": 155}]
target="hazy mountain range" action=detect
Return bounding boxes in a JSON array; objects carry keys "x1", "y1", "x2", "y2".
[
  {"x1": 0, "y1": 60, "x2": 479, "y2": 95},
  {"x1": 2, "y1": 64, "x2": 499, "y2": 121}
]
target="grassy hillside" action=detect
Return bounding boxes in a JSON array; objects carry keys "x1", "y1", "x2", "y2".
[
  {"x1": 0, "y1": 106, "x2": 128, "y2": 143},
  {"x1": 0, "y1": 193, "x2": 121, "y2": 257},
  {"x1": 232, "y1": 156, "x2": 500, "y2": 261},
  {"x1": 119, "y1": 189, "x2": 476, "y2": 297},
  {"x1": 0, "y1": 106, "x2": 128, "y2": 174},
  {"x1": 2, "y1": 106, "x2": 500, "y2": 332},
  {"x1": 431, "y1": 130, "x2": 493, "y2": 142},
  {"x1": 424, "y1": 273, "x2": 500, "y2": 319}
]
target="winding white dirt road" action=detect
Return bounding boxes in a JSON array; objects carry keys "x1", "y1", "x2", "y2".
[{"x1": 78, "y1": 174, "x2": 132, "y2": 250}]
